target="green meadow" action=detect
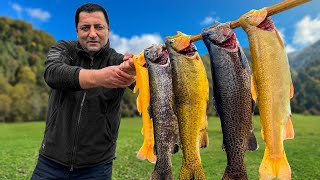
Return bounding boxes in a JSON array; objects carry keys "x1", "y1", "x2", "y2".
[{"x1": 0, "y1": 115, "x2": 319, "y2": 180}]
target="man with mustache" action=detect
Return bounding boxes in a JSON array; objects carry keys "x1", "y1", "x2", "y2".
[{"x1": 31, "y1": 3, "x2": 135, "y2": 180}]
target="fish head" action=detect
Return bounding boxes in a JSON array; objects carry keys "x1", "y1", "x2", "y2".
[
  {"x1": 133, "y1": 51, "x2": 147, "y2": 68},
  {"x1": 165, "y1": 31, "x2": 197, "y2": 57},
  {"x1": 144, "y1": 44, "x2": 169, "y2": 65},
  {"x1": 203, "y1": 23, "x2": 237, "y2": 49},
  {"x1": 241, "y1": 8, "x2": 268, "y2": 27}
]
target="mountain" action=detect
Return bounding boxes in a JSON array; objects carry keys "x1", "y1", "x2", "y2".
[{"x1": 288, "y1": 40, "x2": 320, "y2": 71}]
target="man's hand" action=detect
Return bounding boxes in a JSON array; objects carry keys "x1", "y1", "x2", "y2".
[
  {"x1": 120, "y1": 52, "x2": 136, "y2": 76},
  {"x1": 79, "y1": 66, "x2": 136, "y2": 89}
]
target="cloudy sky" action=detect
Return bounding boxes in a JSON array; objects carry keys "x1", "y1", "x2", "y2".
[{"x1": 1, "y1": 0, "x2": 319, "y2": 54}]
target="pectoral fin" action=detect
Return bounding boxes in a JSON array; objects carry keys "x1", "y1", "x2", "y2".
[
  {"x1": 284, "y1": 114, "x2": 294, "y2": 140},
  {"x1": 247, "y1": 131, "x2": 259, "y2": 151},
  {"x1": 251, "y1": 75, "x2": 258, "y2": 103},
  {"x1": 290, "y1": 82, "x2": 294, "y2": 99}
]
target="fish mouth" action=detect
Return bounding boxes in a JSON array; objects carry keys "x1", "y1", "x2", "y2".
[
  {"x1": 178, "y1": 43, "x2": 197, "y2": 57},
  {"x1": 204, "y1": 23, "x2": 237, "y2": 49},
  {"x1": 145, "y1": 44, "x2": 169, "y2": 65},
  {"x1": 257, "y1": 17, "x2": 274, "y2": 32},
  {"x1": 215, "y1": 33, "x2": 237, "y2": 49},
  {"x1": 152, "y1": 49, "x2": 169, "y2": 65}
]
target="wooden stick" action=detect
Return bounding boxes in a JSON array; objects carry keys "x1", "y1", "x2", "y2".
[{"x1": 190, "y1": 0, "x2": 311, "y2": 42}]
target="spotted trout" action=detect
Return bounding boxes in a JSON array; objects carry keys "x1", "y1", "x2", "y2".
[
  {"x1": 240, "y1": 8, "x2": 295, "y2": 180},
  {"x1": 201, "y1": 23, "x2": 258, "y2": 180},
  {"x1": 133, "y1": 51, "x2": 156, "y2": 163},
  {"x1": 144, "y1": 44, "x2": 179, "y2": 180},
  {"x1": 165, "y1": 31, "x2": 209, "y2": 180}
]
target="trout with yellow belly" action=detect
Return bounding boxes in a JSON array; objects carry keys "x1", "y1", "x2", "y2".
[
  {"x1": 133, "y1": 51, "x2": 156, "y2": 163},
  {"x1": 165, "y1": 31, "x2": 209, "y2": 180},
  {"x1": 240, "y1": 9, "x2": 295, "y2": 180}
]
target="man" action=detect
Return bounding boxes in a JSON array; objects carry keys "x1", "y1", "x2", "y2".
[{"x1": 31, "y1": 3, "x2": 135, "y2": 179}]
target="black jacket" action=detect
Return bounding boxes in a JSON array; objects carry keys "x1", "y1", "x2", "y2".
[{"x1": 39, "y1": 40, "x2": 125, "y2": 169}]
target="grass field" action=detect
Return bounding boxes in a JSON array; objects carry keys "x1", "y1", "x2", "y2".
[{"x1": 0, "y1": 114, "x2": 319, "y2": 179}]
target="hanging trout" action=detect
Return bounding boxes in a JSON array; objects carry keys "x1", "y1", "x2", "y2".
[
  {"x1": 239, "y1": 8, "x2": 295, "y2": 180},
  {"x1": 133, "y1": 51, "x2": 156, "y2": 163},
  {"x1": 144, "y1": 44, "x2": 179, "y2": 180},
  {"x1": 201, "y1": 23, "x2": 258, "y2": 180},
  {"x1": 165, "y1": 32, "x2": 209, "y2": 180}
]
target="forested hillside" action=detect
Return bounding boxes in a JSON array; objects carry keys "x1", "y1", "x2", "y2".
[
  {"x1": 0, "y1": 17, "x2": 318, "y2": 122},
  {"x1": 0, "y1": 17, "x2": 55, "y2": 122}
]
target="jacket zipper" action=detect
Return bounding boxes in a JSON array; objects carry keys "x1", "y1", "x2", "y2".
[{"x1": 70, "y1": 58, "x2": 94, "y2": 171}]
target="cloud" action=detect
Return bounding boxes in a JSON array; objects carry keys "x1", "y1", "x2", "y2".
[
  {"x1": 293, "y1": 15, "x2": 320, "y2": 46},
  {"x1": 11, "y1": 3, "x2": 22, "y2": 13},
  {"x1": 26, "y1": 8, "x2": 51, "y2": 22},
  {"x1": 10, "y1": 3, "x2": 51, "y2": 22},
  {"x1": 200, "y1": 16, "x2": 221, "y2": 26},
  {"x1": 109, "y1": 32, "x2": 163, "y2": 54}
]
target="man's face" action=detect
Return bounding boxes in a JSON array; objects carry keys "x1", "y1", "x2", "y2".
[{"x1": 77, "y1": 11, "x2": 109, "y2": 53}]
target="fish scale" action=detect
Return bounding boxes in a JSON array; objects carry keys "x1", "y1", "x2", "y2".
[{"x1": 202, "y1": 23, "x2": 258, "y2": 180}]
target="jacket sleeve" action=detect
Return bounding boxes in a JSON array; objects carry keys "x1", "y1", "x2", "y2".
[{"x1": 44, "y1": 41, "x2": 82, "y2": 91}]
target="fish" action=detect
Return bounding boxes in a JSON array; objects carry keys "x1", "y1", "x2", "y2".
[
  {"x1": 239, "y1": 8, "x2": 295, "y2": 180},
  {"x1": 165, "y1": 31, "x2": 209, "y2": 180},
  {"x1": 144, "y1": 44, "x2": 180, "y2": 180},
  {"x1": 201, "y1": 23, "x2": 258, "y2": 180},
  {"x1": 133, "y1": 51, "x2": 157, "y2": 163}
]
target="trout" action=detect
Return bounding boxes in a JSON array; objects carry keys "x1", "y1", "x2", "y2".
[
  {"x1": 165, "y1": 31, "x2": 209, "y2": 180},
  {"x1": 240, "y1": 8, "x2": 295, "y2": 180},
  {"x1": 133, "y1": 51, "x2": 156, "y2": 163},
  {"x1": 145, "y1": 44, "x2": 179, "y2": 180},
  {"x1": 201, "y1": 23, "x2": 258, "y2": 180}
]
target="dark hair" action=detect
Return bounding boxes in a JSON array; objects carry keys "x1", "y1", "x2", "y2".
[{"x1": 75, "y1": 3, "x2": 109, "y2": 28}]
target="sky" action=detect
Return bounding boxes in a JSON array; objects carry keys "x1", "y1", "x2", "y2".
[{"x1": 0, "y1": 0, "x2": 319, "y2": 55}]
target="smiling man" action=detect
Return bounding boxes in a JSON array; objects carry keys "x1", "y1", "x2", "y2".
[{"x1": 31, "y1": 3, "x2": 135, "y2": 180}]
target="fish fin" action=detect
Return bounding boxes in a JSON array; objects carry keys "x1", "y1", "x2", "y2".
[
  {"x1": 221, "y1": 143, "x2": 226, "y2": 152},
  {"x1": 239, "y1": 47, "x2": 248, "y2": 69},
  {"x1": 147, "y1": 106, "x2": 153, "y2": 121},
  {"x1": 259, "y1": 149, "x2": 291, "y2": 180},
  {"x1": 199, "y1": 129, "x2": 209, "y2": 148},
  {"x1": 261, "y1": 128, "x2": 265, "y2": 141},
  {"x1": 246, "y1": 131, "x2": 259, "y2": 151},
  {"x1": 284, "y1": 114, "x2": 295, "y2": 140},
  {"x1": 212, "y1": 97, "x2": 220, "y2": 116},
  {"x1": 136, "y1": 142, "x2": 156, "y2": 163},
  {"x1": 290, "y1": 82, "x2": 294, "y2": 99},
  {"x1": 150, "y1": 171, "x2": 173, "y2": 180},
  {"x1": 251, "y1": 98, "x2": 256, "y2": 114},
  {"x1": 275, "y1": 29, "x2": 285, "y2": 49},
  {"x1": 179, "y1": 160, "x2": 205, "y2": 180},
  {"x1": 251, "y1": 75, "x2": 258, "y2": 103},
  {"x1": 172, "y1": 143, "x2": 179, "y2": 154}
]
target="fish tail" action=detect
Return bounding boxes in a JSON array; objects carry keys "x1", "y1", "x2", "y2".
[
  {"x1": 150, "y1": 171, "x2": 173, "y2": 180},
  {"x1": 199, "y1": 129, "x2": 209, "y2": 148},
  {"x1": 137, "y1": 141, "x2": 156, "y2": 163},
  {"x1": 246, "y1": 131, "x2": 259, "y2": 151},
  {"x1": 179, "y1": 160, "x2": 206, "y2": 180},
  {"x1": 259, "y1": 149, "x2": 291, "y2": 180}
]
